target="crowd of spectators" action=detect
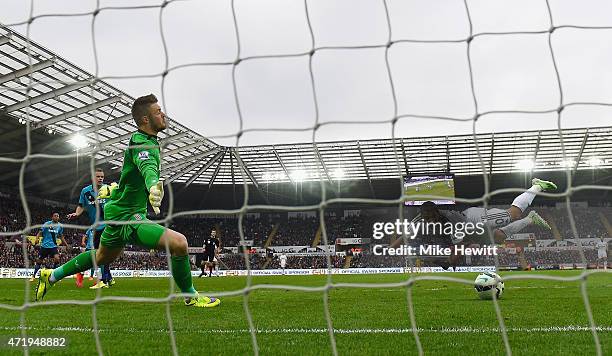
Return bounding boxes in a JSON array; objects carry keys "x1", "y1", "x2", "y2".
[
  {"x1": 0, "y1": 240, "x2": 81, "y2": 269},
  {"x1": 169, "y1": 214, "x2": 379, "y2": 248},
  {"x1": 273, "y1": 217, "x2": 318, "y2": 246},
  {"x1": 171, "y1": 216, "x2": 273, "y2": 247},
  {"x1": 0, "y1": 241, "x2": 33, "y2": 268},
  {"x1": 1, "y1": 242, "x2": 607, "y2": 271},
  {"x1": 170, "y1": 206, "x2": 610, "y2": 247},
  {"x1": 218, "y1": 254, "x2": 265, "y2": 270},
  {"x1": 268, "y1": 255, "x2": 344, "y2": 269},
  {"x1": 523, "y1": 249, "x2": 602, "y2": 265},
  {"x1": 217, "y1": 254, "x2": 344, "y2": 270},
  {"x1": 350, "y1": 253, "x2": 408, "y2": 268},
  {"x1": 1, "y1": 189, "x2": 610, "y2": 271},
  {"x1": 457, "y1": 205, "x2": 609, "y2": 240},
  {"x1": 3, "y1": 190, "x2": 609, "y2": 248},
  {"x1": 462, "y1": 248, "x2": 607, "y2": 267},
  {"x1": 553, "y1": 207, "x2": 608, "y2": 240},
  {"x1": 113, "y1": 252, "x2": 169, "y2": 270},
  {"x1": 0, "y1": 196, "x2": 83, "y2": 246}
]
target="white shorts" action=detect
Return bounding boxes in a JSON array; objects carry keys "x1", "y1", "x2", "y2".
[
  {"x1": 280, "y1": 262, "x2": 287, "y2": 268},
  {"x1": 462, "y1": 207, "x2": 511, "y2": 229},
  {"x1": 598, "y1": 251, "x2": 607, "y2": 260}
]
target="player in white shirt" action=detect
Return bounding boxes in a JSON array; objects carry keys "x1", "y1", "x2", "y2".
[
  {"x1": 393, "y1": 178, "x2": 556, "y2": 248},
  {"x1": 279, "y1": 254, "x2": 287, "y2": 274},
  {"x1": 391, "y1": 178, "x2": 556, "y2": 270},
  {"x1": 596, "y1": 237, "x2": 608, "y2": 270},
  {"x1": 425, "y1": 178, "x2": 555, "y2": 243}
]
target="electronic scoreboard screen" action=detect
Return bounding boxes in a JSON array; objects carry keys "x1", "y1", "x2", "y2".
[{"x1": 404, "y1": 174, "x2": 455, "y2": 205}]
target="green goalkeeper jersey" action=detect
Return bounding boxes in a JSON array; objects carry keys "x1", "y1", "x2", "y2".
[{"x1": 104, "y1": 130, "x2": 161, "y2": 221}]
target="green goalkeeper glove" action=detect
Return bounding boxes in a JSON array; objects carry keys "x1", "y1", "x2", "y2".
[
  {"x1": 97, "y1": 182, "x2": 118, "y2": 199},
  {"x1": 149, "y1": 179, "x2": 164, "y2": 215}
]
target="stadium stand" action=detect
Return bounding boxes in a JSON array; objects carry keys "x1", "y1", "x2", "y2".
[{"x1": 1, "y1": 186, "x2": 609, "y2": 271}]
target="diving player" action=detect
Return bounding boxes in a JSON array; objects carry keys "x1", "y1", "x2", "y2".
[{"x1": 391, "y1": 178, "x2": 557, "y2": 257}]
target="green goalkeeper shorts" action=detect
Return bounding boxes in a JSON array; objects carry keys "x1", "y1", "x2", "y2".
[{"x1": 100, "y1": 213, "x2": 165, "y2": 249}]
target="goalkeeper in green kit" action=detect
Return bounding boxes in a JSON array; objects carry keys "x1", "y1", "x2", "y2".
[{"x1": 36, "y1": 94, "x2": 220, "y2": 308}]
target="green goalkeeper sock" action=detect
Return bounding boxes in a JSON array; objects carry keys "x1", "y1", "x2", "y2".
[
  {"x1": 50, "y1": 250, "x2": 96, "y2": 284},
  {"x1": 171, "y1": 255, "x2": 197, "y2": 294}
]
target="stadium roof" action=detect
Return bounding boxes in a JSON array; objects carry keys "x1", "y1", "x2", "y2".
[
  {"x1": 1, "y1": 25, "x2": 611, "y2": 192},
  {"x1": 168, "y1": 126, "x2": 612, "y2": 187},
  {"x1": 0, "y1": 25, "x2": 218, "y2": 170}
]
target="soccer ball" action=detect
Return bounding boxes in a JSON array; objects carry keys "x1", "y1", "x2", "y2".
[
  {"x1": 98, "y1": 182, "x2": 118, "y2": 199},
  {"x1": 474, "y1": 272, "x2": 504, "y2": 299}
]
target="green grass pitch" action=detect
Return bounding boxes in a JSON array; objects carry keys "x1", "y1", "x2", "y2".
[
  {"x1": 0, "y1": 271, "x2": 610, "y2": 355},
  {"x1": 405, "y1": 180, "x2": 455, "y2": 201}
]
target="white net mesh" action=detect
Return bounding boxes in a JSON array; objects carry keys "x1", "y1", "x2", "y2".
[{"x1": 0, "y1": 1, "x2": 611, "y2": 355}]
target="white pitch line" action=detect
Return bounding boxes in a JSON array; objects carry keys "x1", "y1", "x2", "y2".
[
  {"x1": 0, "y1": 286, "x2": 576, "y2": 293},
  {"x1": 508, "y1": 286, "x2": 572, "y2": 289},
  {"x1": 1, "y1": 326, "x2": 610, "y2": 334},
  {"x1": 374, "y1": 286, "x2": 574, "y2": 292}
]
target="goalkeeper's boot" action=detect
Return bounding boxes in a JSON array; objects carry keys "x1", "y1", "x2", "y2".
[
  {"x1": 532, "y1": 178, "x2": 557, "y2": 191},
  {"x1": 528, "y1": 211, "x2": 551, "y2": 230},
  {"x1": 35, "y1": 269, "x2": 53, "y2": 301},
  {"x1": 196, "y1": 296, "x2": 221, "y2": 308},
  {"x1": 109, "y1": 278, "x2": 116, "y2": 286},
  {"x1": 184, "y1": 295, "x2": 221, "y2": 308},
  {"x1": 89, "y1": 281, "x2": 108, "y2": 289}
]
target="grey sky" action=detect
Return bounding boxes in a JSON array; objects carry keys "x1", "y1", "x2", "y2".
[{"x1": 2, "y1": 0, "x2": 612, "y2": 147}]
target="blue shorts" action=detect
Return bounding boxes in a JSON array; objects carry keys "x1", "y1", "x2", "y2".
[{"x1": 39, "y1": 247, "x2": 58, "y2": 259}]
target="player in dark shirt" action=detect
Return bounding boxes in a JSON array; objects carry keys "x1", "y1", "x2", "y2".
[{"x1": 199, "y1": 230, "x2": 220, "y2": 277}]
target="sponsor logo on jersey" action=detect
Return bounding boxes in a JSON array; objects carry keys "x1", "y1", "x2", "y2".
[{"x1": 138, "y1": 151, "x2": 150, "y2": 160}]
